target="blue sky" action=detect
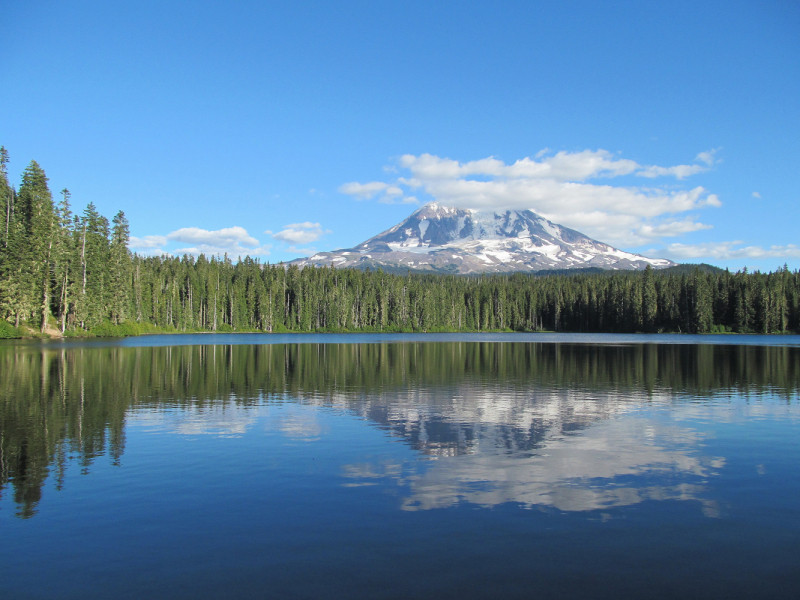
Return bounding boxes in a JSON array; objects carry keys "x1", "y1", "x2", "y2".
[{"x1": 2, "y1": 0, "x2": 798, "y2": 270}]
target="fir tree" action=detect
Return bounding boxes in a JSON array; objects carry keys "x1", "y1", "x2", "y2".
[
  {"x1": 15, "y1": 161, "x2": 55, "y2": 329},
  {"x1": 109, "y1": 211, "x2": 131, "y2": 323},
  {"x1": 642, "y1": 264, "x2": 657, "y2": 331}
]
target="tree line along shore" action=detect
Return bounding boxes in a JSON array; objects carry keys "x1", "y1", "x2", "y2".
[{"x1": 1, "y1": 148, "x2": 799, "y2": 339}]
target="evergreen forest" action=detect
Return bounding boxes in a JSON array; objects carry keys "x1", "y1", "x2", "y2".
[{"x1": 1, "y1": 148, "x2": 799, "y2": 338}]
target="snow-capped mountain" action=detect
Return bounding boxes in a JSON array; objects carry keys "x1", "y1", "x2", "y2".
[{"x1": 291, "y1": 203, "x2": 674, "y2": 273}]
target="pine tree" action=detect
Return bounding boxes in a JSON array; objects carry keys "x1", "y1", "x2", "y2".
[
  {"x1": 0, "y1": 147, "x2": 10, "y2": 248},
  {"x1": 642, "y1": 264, "x2": 657, "y2": 332},
  {"x1": 15, "y1": 161, "x2": 56, "y2": 330},
  {"x1": 109, "y1": 211, "x2": 131, "y2": 323},
  {"x1": 0, "y1": 147, "x2": 19, "y2": 324},
  {"x1": 53, "y1": 189, "x2": 74, "y2": 332}
]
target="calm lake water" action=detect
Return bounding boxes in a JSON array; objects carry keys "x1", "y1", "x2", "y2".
[{"x1": 1, "y1": 333, "x2": 799, "y2": 599}]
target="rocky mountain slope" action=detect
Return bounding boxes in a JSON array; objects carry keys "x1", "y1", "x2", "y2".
[{"x1": 291, "y1": 203, "x2": 674, "y2": 273}]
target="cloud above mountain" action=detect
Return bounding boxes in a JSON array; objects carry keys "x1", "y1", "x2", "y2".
[{"x1": 339, "y1": 149, "x2": 722, "y2": 247}]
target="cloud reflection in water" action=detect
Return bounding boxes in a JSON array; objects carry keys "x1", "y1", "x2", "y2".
[{"x1": 340, "y1": 387, "x2": 727, "y2": 515}]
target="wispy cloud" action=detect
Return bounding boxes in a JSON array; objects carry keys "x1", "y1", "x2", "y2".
[
  {"x1": 637, "y1": 149, "x2": 720, "y2": 179},
  {"x1": 339, "y1": 149, "x2": 723, "y2": 246},
  {"x1": 270, "y1": 222, "x2": 331, "y2": 244},
  {"x1": 635, "y1": 219, "x2": 713, "y2": 239},
  {"x1": 662, "y1": 242, "x2": 800, "y2": 260},
  {"x1": 129, "y1": 235, "x2": 167, "y2": 249},
  {"x1": 338, "y1": 181, "x2": 393, "y2": 200},
  {"x1": 338, "y1": 181, "x2": 410, "y2": 204}
]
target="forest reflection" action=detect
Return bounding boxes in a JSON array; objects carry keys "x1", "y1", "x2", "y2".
[{"x1": 1, "y1": 340, "x2": 798, "y2": 518}]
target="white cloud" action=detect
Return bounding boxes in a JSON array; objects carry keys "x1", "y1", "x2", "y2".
[
  {"x1": 272, "y1": 222, "x2": 330, "y2": 244},
  {"x1": 752, "y1": 192, "x2": 761, "y2": 199},
  {"x1": 168, "y1": 226, "x2": 259, "y2": 247},
  {"x1": 339, "y1": 150, "x2": 724, "y2": 246},
  {"x1": 398, "y1": 150, "x2": 642, "y2": 182},
  {"x1": 384, "y1": 186, "x2": 403, "y2": 197},
  {"x1": 129, "y1": 235, "x2": 167, "y2": 249},
  {"x1": 635, "y1": 219, "x2": 713, "y2": 239},
  {"x1": 338, "y1": 181, "x2": 391, "y2": 200},
  {"x1": 696, "y1": 148, "x2": 720, "y2": 166},
  {"x1": 637, "y1": 149, "x2": 720, "y2": 179},
  {"x1": 166, "y1": 226, "x2": 269, "y2": 257},
  {"x1": 340, "y1": 181, "x2": 419, "y2": 204},
  {"x1": 664, "y1": 242, "x2": 800, "y2": 260},
  {"x1": 636, "y1": 164, "x2": 709, "y2": 179}
]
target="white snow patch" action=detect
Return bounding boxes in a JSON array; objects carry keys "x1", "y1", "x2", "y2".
[
  {"x1": 503, "y1": 212, "x2": 518, "y2": 233},
  {"x1": 539, "y1": 219, "x2": 563, "y2": 241},
  {"x1": 479, "y1": 247, "x2": 514, "y2": 262},
  {"x1": 387, "y1": 242, "x2": 433, "y2": 254}
]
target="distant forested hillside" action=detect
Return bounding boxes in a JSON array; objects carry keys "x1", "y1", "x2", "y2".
[{"x1": 1, "y1": 148, "x2": 798, "y2": 337}]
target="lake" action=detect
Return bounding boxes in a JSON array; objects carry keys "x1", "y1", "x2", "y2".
[{"x1": 1, "y1": 333, "x2": 799, "y2": 599}]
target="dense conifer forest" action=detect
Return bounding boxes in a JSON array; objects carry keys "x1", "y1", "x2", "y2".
[{"x1": 1, "y1": 148, "x2": 799, "y2": 337}]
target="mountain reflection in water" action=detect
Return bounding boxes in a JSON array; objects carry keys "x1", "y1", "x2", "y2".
[{"x1": 1, "y1": 340, "x2": 798, "y2": 519}]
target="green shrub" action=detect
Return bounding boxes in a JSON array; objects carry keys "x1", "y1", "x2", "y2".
[
  {"x1": 90, "y1": 321, "x2": 147, "y2": 337},
  {"x1": 0, "y1": 320, "x2": 23, "y2": 339}
]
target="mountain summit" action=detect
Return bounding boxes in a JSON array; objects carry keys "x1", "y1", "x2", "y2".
[{"x1": 291, "y1": 203, "x2": 674, "y2": 273}]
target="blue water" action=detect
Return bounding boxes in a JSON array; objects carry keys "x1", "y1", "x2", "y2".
[
  {"x1": 5, "y1": 331, "x2": 800, "y2": 349},
  {"x1": 1, "y1": 335, "x2": 799, "y2": 599}
]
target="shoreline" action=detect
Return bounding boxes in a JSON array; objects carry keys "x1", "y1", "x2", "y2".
[{"x1": 5, "y1": 328, "x2": 797, "y2": 341}]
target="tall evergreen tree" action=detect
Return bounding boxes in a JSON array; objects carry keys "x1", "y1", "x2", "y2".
[
  {"x1": 0, "y1": 147, "x2": 19, "y2": 325},
  {"x1": 53, "y1": 189, "x2": 75, "y2": 332},
  {"x1": 14, "y1": 161, "x2": 56, "y2": 329},
  {"x1": 642, "y1": 264, "x2": 657, "y2": 331},
  {"x1": 0, "y1": 147, "x2": 10, "y2": 248},
  {"x1": 109, "y1": 211, "x2": 131, "y2": 323}
]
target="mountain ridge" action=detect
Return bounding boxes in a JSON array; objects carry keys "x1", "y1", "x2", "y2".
[{"x1": 291, "y1": 203, "x2": 675, "y2": 273}]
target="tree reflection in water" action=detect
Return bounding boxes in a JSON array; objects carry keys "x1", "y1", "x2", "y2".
[{"x1": 1, "y1": 339, "x2": 798, "y2": 518}]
